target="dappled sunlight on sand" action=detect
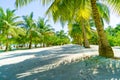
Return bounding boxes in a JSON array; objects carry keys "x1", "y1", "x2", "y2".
[{"x1": 0, "y1": 44, "x2": 120, "y2": 80}]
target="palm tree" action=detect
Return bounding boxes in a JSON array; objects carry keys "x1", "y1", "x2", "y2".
[
  {"x1": 37, "y1": 17, "x2": 54, "y2": 47},
  {"x1": 0, "y1": 7, "x2": 23, "y2": 51},
  {"x1": 81, "y1": 20, "x2": 91, "y2": 48},
  {"x1": 22, "y1": 12, "x2": 40, "y2": 49},
  {"x1": 14, "y1": 29, "x2": 27, "y2": 49},
  {"x1": 15, "y1": 0, "x2": 115, "y2": 58},
  {"x1": 68, "y1": 22, "x2": 91, "y2": 47},
  {"x1": 68, "y1": 23, "x2": 83, "y2": 45},
  {"x1": 55, "y1": 30, "x2": 70, "y2": 45},
  {"x1": 90, "y1": 0, "x2": 114, "y2": 58}
]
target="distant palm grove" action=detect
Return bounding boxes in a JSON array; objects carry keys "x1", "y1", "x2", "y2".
[
  {"x1": 0, "y1": 0, "x2": 120, "y2": 58},
  {"x1": 0, "y1": 8, "x2": 70, "y2": 51}
]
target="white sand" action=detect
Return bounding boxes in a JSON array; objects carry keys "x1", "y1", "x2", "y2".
[{"x1": 0, "y1": 44, "x2": 120, "y2": 80}]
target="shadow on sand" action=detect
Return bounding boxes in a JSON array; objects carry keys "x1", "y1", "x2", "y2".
[{"x1": 0, "y1": 45, "x2": 120, "y2": 80}]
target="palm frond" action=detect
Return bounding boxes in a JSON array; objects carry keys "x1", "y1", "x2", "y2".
[
  {"x1": 97, "y1": 2, "x2": 110, "y2": 23},
  {"x1": 104, "y1": 0, "x2": 120, "y2": 14},
  {"x1": 15, "y1": 0, "x2": 37, "y2": 8}
]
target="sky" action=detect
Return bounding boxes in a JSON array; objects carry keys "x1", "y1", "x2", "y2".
[
  {"x1": 0, "y1": 0, "x2": 120, "y2": 32},
  {"x1": 0, "y1": 0, "x2": 67, "y2": 32}
]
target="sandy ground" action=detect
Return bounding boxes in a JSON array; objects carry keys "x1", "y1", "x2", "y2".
[{"x1": 0, "y1": 44, "x2": 120, "y2": 80}]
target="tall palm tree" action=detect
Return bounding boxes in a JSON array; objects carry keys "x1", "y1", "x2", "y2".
[
  {"x1": 68, "y1": 22, "x2": 91, "y2": 47},
  {"x1": 0, "y1": 7, "x2": 23, "y2": 51},
  {"x1": 37, "y1": 17, "x2": 54, "y2": 47},
  {"x1": 90, "y1": 0, "x2": 114, "y2": 58},
  {"x1": 68, "y1": 23, "x2": 83, "y2": 45},
  {"x1": 22, "y1": 12, "x2": 40, "y2": 49}
]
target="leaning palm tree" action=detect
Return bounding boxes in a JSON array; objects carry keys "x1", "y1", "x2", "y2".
[
  {"x1": 90, "y1": 0, "x2": 114, "y2": 57},
  {"x1": 0, "y1": 7, "x2": 23, "y2": 51},
  {"x1": 15, "y1": 0, "x2": 115, "y2": 58}
]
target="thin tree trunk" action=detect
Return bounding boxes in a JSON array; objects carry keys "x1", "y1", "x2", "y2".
[
  {"x1": 81, "y1": 21, "x2": 90, "y2": 48},
  {"x1": 5, "y1": 35, "x2": 9, "y2": 51},
  {"x1": 78, "y1": 37, "x2": 82, "y2": 46},
  {"x1": 43, "y1": 43, "x2": 45, "y2": 47},
  {"x1": 90, "y1": 0, "x2": 114, "y2": 58},
  {"x1": 16, "y1": 45, "x2": 19, "y2": 49},
  {"x1": 5, "y1": 42, "x2": 9, "y2": 51},
  {"x1": 29, "y1": 41, "x2": 32, "y2": 49},
  {"x1": 29, "y1": 35, "x2": 32, "y2": 49},
  {"x1": 35, "y1": 44, "x2": 37, "y2": 48}
]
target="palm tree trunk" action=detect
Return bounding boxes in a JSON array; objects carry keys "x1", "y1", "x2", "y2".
[
  {"x1": 78, "y1": 37, "x2": 82, "y2": 45},
  {"x1": 29, "y1": 41, "x2": 32, "y2": 49},
  {"x1": 90, "y1": 0, "x2": 114, "y2": 58},
  {"x1": 81, "y1": 21, "x2": 90, "y2": 48},
  {"x1": 35, "y1": 44, "x2": 37, "y2": 48},
  {"x1": 5, "y1": 35, "x2": 9, "y2": 51},
  {"x1": 29, "y1": 35, "x2": 32, "y2": 49},
  {"x1": 5, "y1": 42, "x2": 9, "y2": 51}
]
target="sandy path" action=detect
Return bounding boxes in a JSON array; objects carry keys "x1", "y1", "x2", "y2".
[{"x1": 0, "y1": 44, "x2": 120, "y2": 80}]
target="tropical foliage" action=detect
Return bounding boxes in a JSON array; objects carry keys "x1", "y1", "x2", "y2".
[
  {"x1": 0, "y1": 7, "x2": 70, "y2": 51},
  {"x1": 0, "y1": 8, "x2": 24, "y2": 51},
  {"x1": 105, "y1": 24, "x2": 120, "y2": 46}
]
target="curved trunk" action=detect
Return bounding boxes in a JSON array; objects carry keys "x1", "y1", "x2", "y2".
[
  {"x1": 81, "y1": 21, "x2": 90, "y2": 48},
  {"x1": 90, "y1": 0, "x2": 114, "y2": 58}
]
